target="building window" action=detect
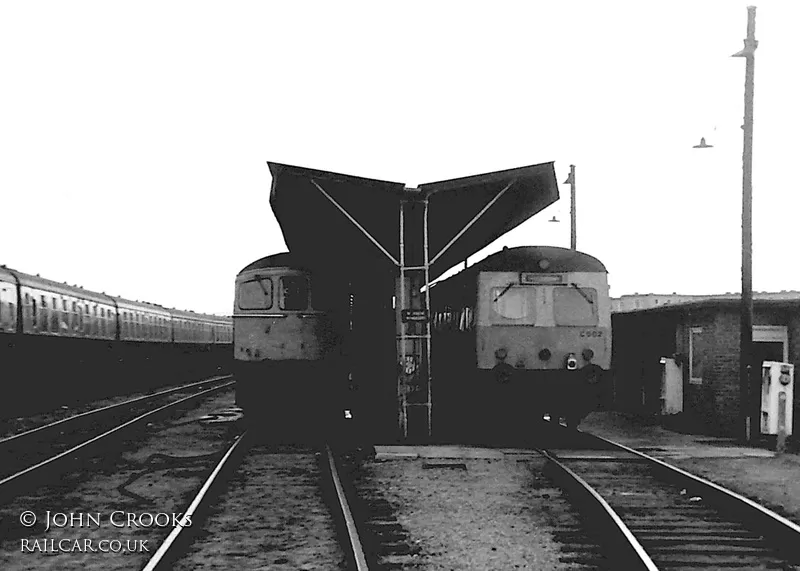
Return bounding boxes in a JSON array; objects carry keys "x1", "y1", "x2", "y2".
[{"x1": 689, "y1": 327, "x2": 704, "y2": 385}]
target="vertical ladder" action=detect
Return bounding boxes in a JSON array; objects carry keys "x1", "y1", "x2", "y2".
[{"x1": 397, "y1": 195, "x2": 433, "y2": 439}]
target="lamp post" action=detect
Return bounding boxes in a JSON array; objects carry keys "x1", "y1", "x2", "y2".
[
  {"x1": 562, "y1": 165, "x2": 576, "y2": 250},
  {"x1": 732, "y1": 5, "x2": 758, "y2": 442}
]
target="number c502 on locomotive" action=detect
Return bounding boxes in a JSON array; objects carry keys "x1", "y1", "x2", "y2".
[{"x1": 430, "y1": 245, "x2": 611, "y2": 438}]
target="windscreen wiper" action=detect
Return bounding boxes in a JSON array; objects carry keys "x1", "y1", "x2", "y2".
[
  {"x1": 570, "y1": 282, "x2": 594, "y2": 305},
  {"x1": 253, "y1": 275, "x2": 270, "y2": 298},
  {"x1": 493, "y1": 282, "x2": 515, "y2": 303}
]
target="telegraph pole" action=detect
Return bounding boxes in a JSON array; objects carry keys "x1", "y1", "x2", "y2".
[
  {"x1": 563, "y1": 165, "x2": 577, "y2": 250},
  {"x1": 733, "y1": 6, "x2": 757, "y2": 442}
]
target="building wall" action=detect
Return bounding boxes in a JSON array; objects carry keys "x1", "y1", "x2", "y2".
[
  {"x1": 611, "y1": 311, "x2": 678, "y2": 414},
  {"x1": 613, "y1": 303, "x2": 799, "y2": 437},
  {"x1": 787, "y1": 312, "x2": 800, "y2": 433},
  {"x1": 675, "y1": 309, "x2": 720, "y2": 431}
]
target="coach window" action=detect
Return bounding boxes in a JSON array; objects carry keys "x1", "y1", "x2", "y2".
[
  {"x1": 239, "y1": 277, "x2": 272, "y2": 309},
  {"x1": 280, "y1": 276, "x2": 308, "y2": 310},
  {"x1": 491, "y1": 287, "x2": 533, "y2": 321},
  {"x1": 31, "y1": 297, "x2": 38, "y2": 330},
  {"x1": 553, "y1": 286, "x2": 597, "y2": 326},
  {"x1": 40, "y1": 295, "x2": 48, "y2": 331}
]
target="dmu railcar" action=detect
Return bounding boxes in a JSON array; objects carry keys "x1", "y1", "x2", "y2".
[
  {"x1": 233, "y1": 253, "x2": 346, "y2": 434},
  {"x1": 430, "y1": 246, "x2": 611, "y2": 438}
]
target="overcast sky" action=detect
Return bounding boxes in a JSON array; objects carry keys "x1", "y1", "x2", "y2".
[{"x1": 2, "y1": 1, "x2": 797, "y2": 315}]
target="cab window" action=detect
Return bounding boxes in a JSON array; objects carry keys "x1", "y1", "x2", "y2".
[
  {"x1": 491, "y1": 287, "x2": 533, "y2": 320},
  {"x1": 280, "y1": 276, "x2": 309, "y2": 310},
  {"x1": 239, "y1": 277, "x2": 273, "y2": 309},
  {"x1": 553, "y1": 286, "x2": 598, "y2": 326}
]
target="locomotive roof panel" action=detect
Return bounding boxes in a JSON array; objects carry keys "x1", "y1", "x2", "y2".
[
  {"x1": 237, "y1": 252, "x2": 312, "y2": 274},
  {"x1": 432, "y1": 246, "x2": 607, "y2": 292},
  {"x1": 268, "y1": 161, "x2": 559, "y2": 281},
  {"x1": 469, "y1": 246, "x2": 607, "y2": 274}
]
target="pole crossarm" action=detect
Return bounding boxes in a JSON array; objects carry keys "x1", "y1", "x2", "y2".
[
  {"x1": 429, "y1": 178, "x2": 517, "y2": 266},
  {"x1": 310, "y1": 179, "x2": 400, "y2": 267}
]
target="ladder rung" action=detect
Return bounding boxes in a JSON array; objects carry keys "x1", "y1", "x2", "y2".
[
  {"x1": 396, "y1": 334, "x2": 430, "y2": 339},
  {"x1": 401, "y1": 265, "x2": 428, "y2": 271}
]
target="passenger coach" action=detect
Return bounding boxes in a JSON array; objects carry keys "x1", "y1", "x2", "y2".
[
  {"x1": 0, "y1": 264, "x2": 232, "y2": 416},
  {"x1": 430, "y1": 246, "x2": 611, "y2": 439}
]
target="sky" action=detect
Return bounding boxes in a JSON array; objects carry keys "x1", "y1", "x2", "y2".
[{"x1": 2, "y1": 1, "x2": 798, "y2": 316}]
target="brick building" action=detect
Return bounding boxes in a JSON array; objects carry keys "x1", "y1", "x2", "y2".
[{"x1": 611, "y1": 296, "x2": 800, "y2": 437}]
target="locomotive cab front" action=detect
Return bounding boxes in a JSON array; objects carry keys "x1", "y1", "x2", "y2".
[
  {"x1": 431, "y1": 246, "x2": 611, "y2": 442},
  {"x1": 233, "y1": 254, "x2": 344, "y2": 437}
]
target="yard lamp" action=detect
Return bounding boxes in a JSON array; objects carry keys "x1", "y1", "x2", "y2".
[
  {"x1": 732, "y1": 6, "x2": 758, "y2": 442},
  {"x1": 690, "y1": 6, "x2": 757, "y2": 442}
]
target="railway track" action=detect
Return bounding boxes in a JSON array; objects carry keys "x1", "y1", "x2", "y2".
[
  {"x1": 541, "y1": 426, "x2": 800, "y2": 570},
  {"x1": 143, "y1": 438, "x2": 368, "y2": 570},
  {"x1": 0, "y1": 376, "x2": 235, "y2": 504}
]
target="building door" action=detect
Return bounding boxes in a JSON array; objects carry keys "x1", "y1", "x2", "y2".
[
  {"x1": 753, "y1": 325, "x2": 788, "y2": 366},
  {"x1": 753, "y1": 342, "x2": 784, "y2": 368}
]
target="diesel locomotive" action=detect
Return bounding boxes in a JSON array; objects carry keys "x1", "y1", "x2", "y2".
[
  {"x1": 233, "y1": 253, "x2": 348, "y2": 435},
  {"x1": 430, "y1": 246, "x2": 611, "y2": 439}
]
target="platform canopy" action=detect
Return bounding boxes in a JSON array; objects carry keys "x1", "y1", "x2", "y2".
[{"x1": 269, "y1": 161, "x2": 559, "y2": 282}]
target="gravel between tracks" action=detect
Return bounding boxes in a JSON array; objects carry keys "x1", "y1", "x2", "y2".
[
  {"x1": 173, "y1": 448, "x2": 347, "y2": 571},
  {"x1": 0, "y1": 390, "x2": 239, "y2": 570},
  {"x1": 0, "y1": 375, "x2": 230, "y2": 440},
  {"x1": 358, "y1": 455, "x2": 593, "y2": 570}
]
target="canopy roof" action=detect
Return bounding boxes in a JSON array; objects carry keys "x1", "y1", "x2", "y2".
[{"x1": 268, "y1": 161, "x2": 559, "y2": 282}]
